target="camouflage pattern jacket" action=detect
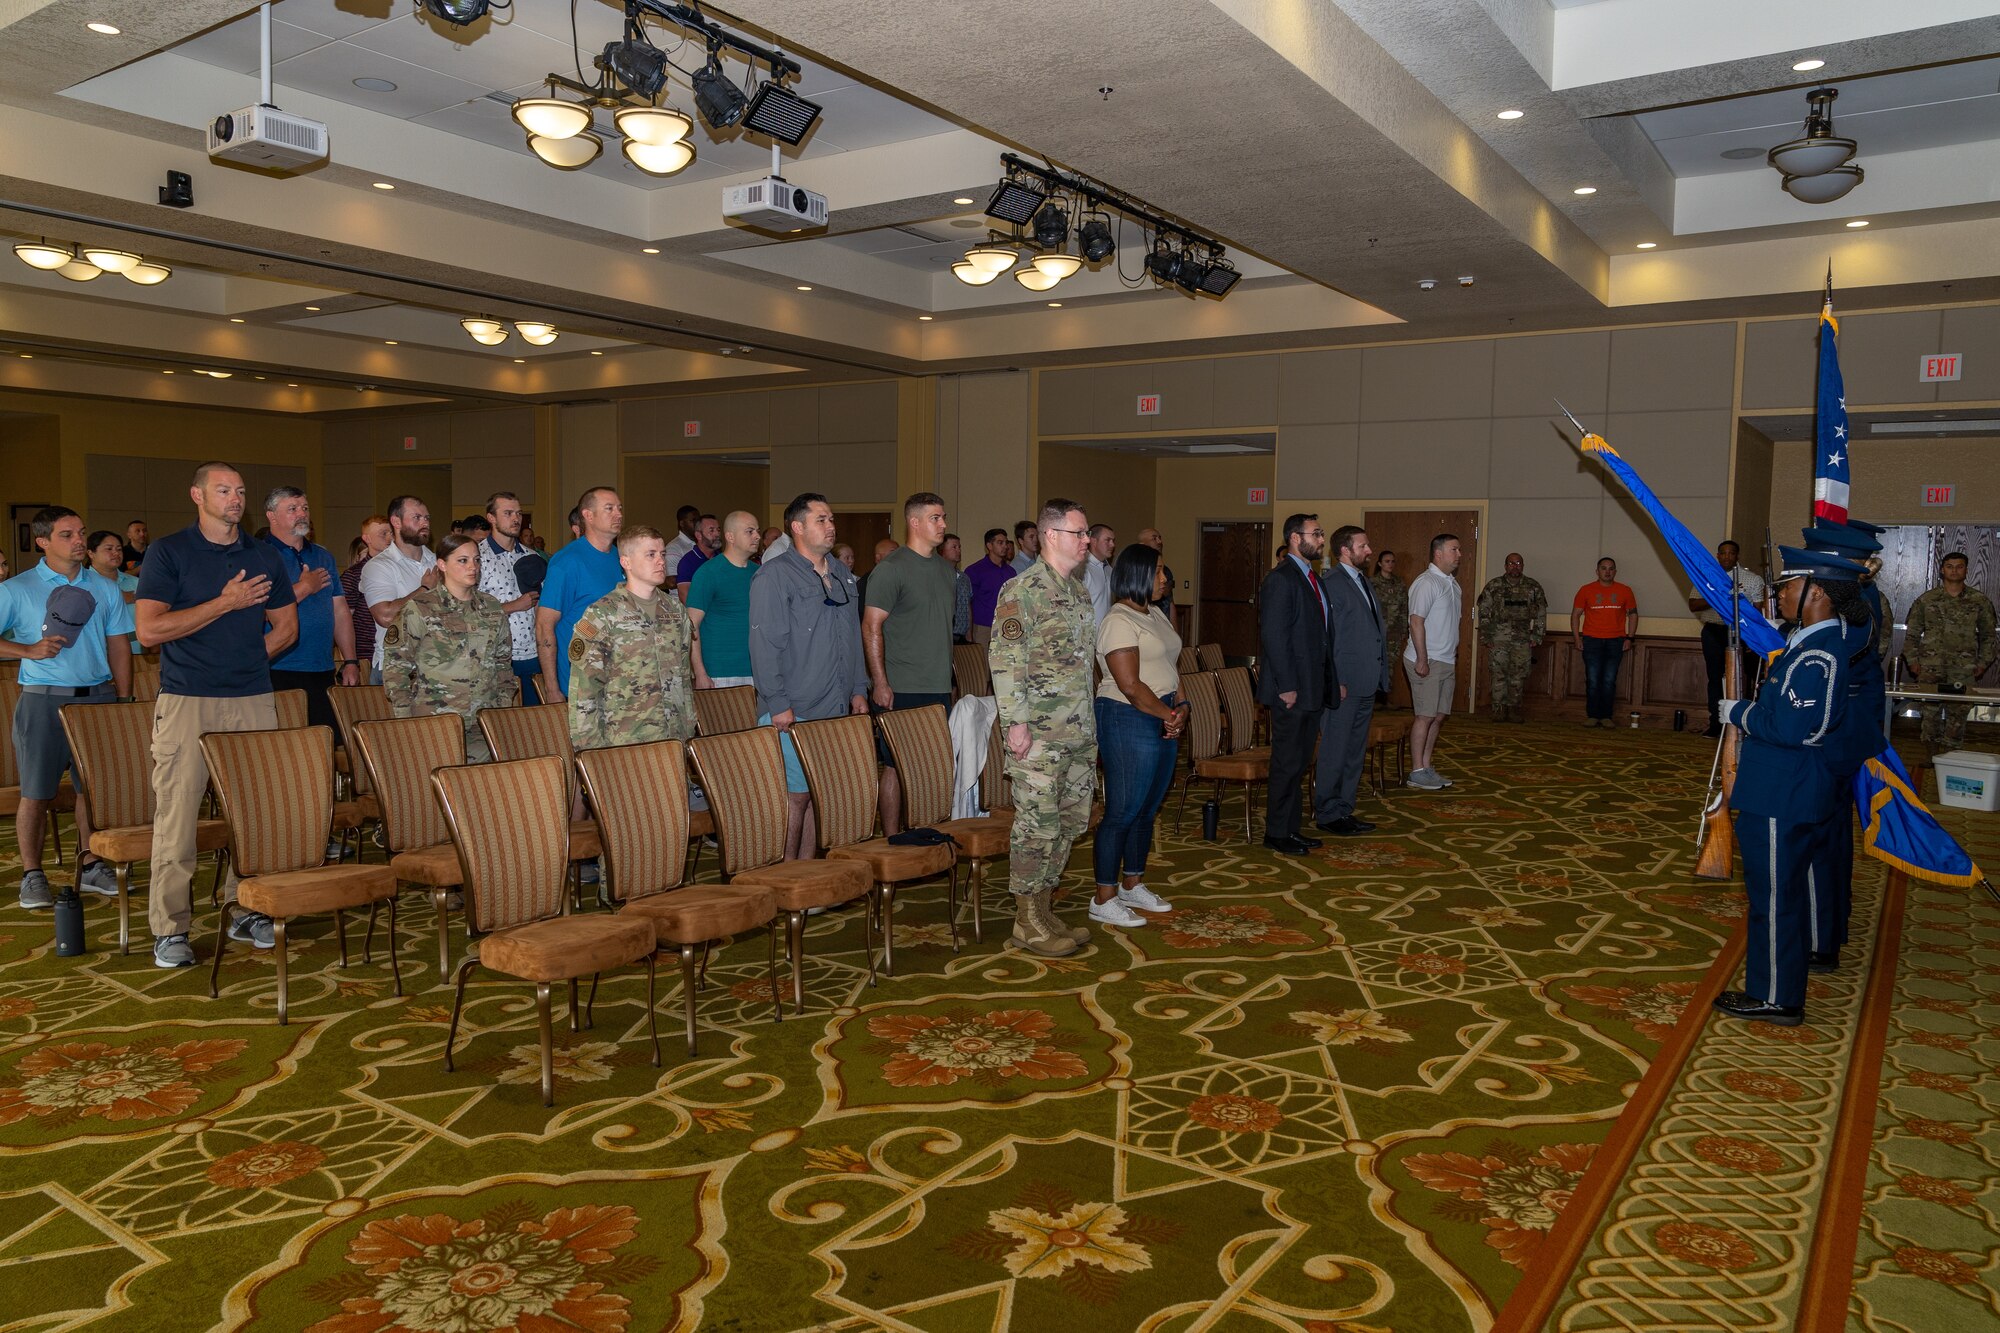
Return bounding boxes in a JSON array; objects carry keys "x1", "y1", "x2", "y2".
[
  {"x1": 989, "y1": 558, "x2": 1096, "y2": 752},
  {"x1": 382, "y1": 585, "x2": 515, "y2": 761},
  {"x1": 567, "y1": 585, "x2": 697, "y2": 753},
  {"x1": 1476, "y1": 575, "x2": 1548, "y2": 644},
  {"x1": 1904, "y1": 585, "x2": 1998, "y2": 687}
]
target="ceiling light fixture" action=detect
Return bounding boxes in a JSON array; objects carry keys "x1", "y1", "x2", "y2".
[
  {"x1": 383, "y1": 341, "x2": 398, "y2": 346},
  {"x1": 81, "y1": 247, "x2": 140, "y2": 272},
  {"x1": 228, "y1": 317, "x2": 246, "y2": 323},
  {"x1": 691, "y1": 46, "x2": 747, "y2": 127},
  {"x1": 419, "y1": 0, "x2": 491, "y2": 24},
  {"x1": 1030, "y1": 252, "x2": 1083, "y2": 281},
  {"x1": 1078, "y1": 213, "x2": 1115, "y2": 264},
  {"x1": 613, "y1": 104, "x2": 691, "y2": 146},
  {"x1": 1014, "y1": 267, "x2": 1061, "y2": 292},
  {"x1": 514, "y1": 320, "x2": 559, "y2": 346},
  {"x1": 1792, "y1": 58, "x2": 1825, "y2": 72},
  {"x1": 1783, "y1": 165, "x2": 1862, "y2": 204},
  {"x1": 1770, "y1": 86, "x2": 1860, "y2": 203},
  {"x1": 1846, "y1": 219, "x2": 1870, "y2": 228},
  {"x1": 1496, "y1": 109, "x2": 1524, "y2": 120},
  {"x1": 513, "y1": 96, "x2": 593, "y2": 139},
  {"x1": 621, "y1": 137, "x2": 694, "y2": 175},
  {"x1": 125, "y1": 261, "x2": 170, "y2": 285},
  {"x1": 951, "y1": 197, "x2": 974, "y2": 206},
  {"x1": 951, "y1": 260, "x2": 998, "y2": 286},
  {"x1": 1572, "y1": 186, "x2": 1597, "y2": 195},
  {"x1": 1636, "y1": 241, "x2": 1658, "y2": 249},
  {"x1": 86, "y1": 21, "x2": 120, "y2": 34},
  {"x1": 13, "y1": 240, "x2": 73, "y2": 271},
  {"x1": 742, "y1": 82, "x2": 822, "y2": 145},
  {"x1": 372, "y1": 181, "x2": 395, "y2": 190},
  {"x1": 304, "y1": 305, "x2": 321, "y2": 311},
  {"x1": 918, "y1": 314, "x2": 933, "y2": 320},
  {"x1": 1047, "y1": 302, "x2": 1062, "y2": 308},
  {"x1": 57, "y1": 259, "x2": 101, "y2": 282},
  {"x1": 528, "y1": 132, "x2": 603, "y2": 169},
  {"x1": 796, "y1": 284, "x2": 813, "y2": 291},
  {"x1": 641, "y1": 247, "x2": 660, "y2": 254},
  {"x1": 590, "y1": 349, "x2": 604, "y2": 355},
  {"x1": 461, "y1": 316, "x2": 508, "y2": 345},
  {"x1": 963, "y1": 242, "x2": 1019, "y2": 277}
]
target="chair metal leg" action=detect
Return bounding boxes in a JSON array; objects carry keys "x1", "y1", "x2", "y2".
[
  {"x1": 945, "y1": 865, "x2": 961, "y2": 954},
  {"x1": 334, "y1": 909, "x2": 349, "y2": 968},
  {"x1": 442, "y1": 956, "x2": 478, "y2": 1071},
  {"x1": 680, "y1": 942, "x2": 700, "y2": 1057},
  {"x1": 385, "y1": 898, "x2": 402, "y2": 996},
  {"x1": 880, "y1": 882, "x2": 897, "y2": 977},
  {"x1": 1173, "y1": 775, "x2": 1193, "y2": 832},
  {"x1": 567, "y1": 977, "x2": 581, "y2": 1034},
  {"x1": 688, "y1": 836, "x2": 703, "y2": 883},
  {"x1": 766, "y1": 921, "x2": 783, "y2": 1021},
  {"x1": 968, "y1": 860, "x2": 984, "y2": 944},
  {"x1": 362, "y1": 901, "x2": 377, "y2": 964},
  {"x1": 116, "y1": 862, "x2": 133, "y2": 956},
  {"x1": 644, "y1": 953, "x2": 661, "y2": 1067},
  {"x1": 208, "y1": 901, "x2": 233, "y2": 998},
  {"x1": 787, "y1": 910, "x2": 807, "y2": 1011},
  {"x1": 1243, "y1": 784, "x2": 1255, "y2": 846},
  {"x1": 861, "y1": 890, "x2": 878, "y2": 987},
  {"x1": 696, "y1": 941, "x2": 711, "y2": 993},
  {"x1": 45, "y1": 812, "x2": 63, "y2": 867},
  {"x1": 535, "y1": 982, "x2": 556, "y2": 1106},
  {"x1": 273, "y1": 918, "x2": 290, "y2": 1025},
  {"x1": 432, "y1": 887, "x2": 452, "y2": 980}
]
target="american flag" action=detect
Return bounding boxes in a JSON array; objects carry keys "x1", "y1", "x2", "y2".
[{"x1": 1813, "y1": 293, "x2": 1850, "y2": 524}]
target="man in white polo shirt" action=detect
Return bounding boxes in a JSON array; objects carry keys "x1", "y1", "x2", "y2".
[
  {"x1": 1404, "y1": 532, "x2": 1463, "y2": 791},
  {"x1": 358, "y1": 495, "x2": 437, "y2": 683}
]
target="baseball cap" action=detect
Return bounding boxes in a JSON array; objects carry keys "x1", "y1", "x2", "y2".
[
  {"x1": 513, "y1": 550, "x2": 547, "y2": 595},
  {"x1": 40, "y1": 585, "x2": 95, "y2": 646}
]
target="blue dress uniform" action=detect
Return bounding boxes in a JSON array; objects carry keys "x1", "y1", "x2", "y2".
[
  {"x1": 1719, "y1": 546, "x2": 1863, "y2": 1019},
  {"x1": 1798, "y1": 522, "x2": 1888, "y2": 967}
]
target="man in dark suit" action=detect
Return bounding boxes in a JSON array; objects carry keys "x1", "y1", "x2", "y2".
[
  {"x1": 1258, "y1": 513, "x2": 1338, "y2": 855},
  {"x1": 1314, "y1": 524, "x2": 1388, "y2": 834}
]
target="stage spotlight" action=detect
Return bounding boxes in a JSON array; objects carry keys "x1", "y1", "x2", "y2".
[
  {"x1": 692, "y1": 52, "x2": 748, "y2": 128},
  {"x1": 420, "y1": 0, "x2": 490, "y2": 25},
  {"x1": 1078, "y1": 214, "x2": 1115, "y2": 263},
  {"x1": 1143, "y1": 239, "x2": 1181, "y2": 284},
  {"x1": 1198, "y1": 259, "x2": 1240, "y2": 297},
  {"x1": 1031, "y1": 202, "x2": 1069, "y2": 250},
  {"x1": 985, "y1": 175, "x2": 1047, "y2": 227},
  {"x1": 742, "y1": 83, "x2": 822, "y2": 145},
  {"x1": 601, "y1": 37, "x2": 667, "y2": 99},
  {"x1": 1171, "y1": 248, "x2": 1211, "y2": 293}
]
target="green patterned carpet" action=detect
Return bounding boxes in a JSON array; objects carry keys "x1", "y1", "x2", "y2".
[{"x1": 0, "y1": 721, "x2": 1850, "y2": 1331}]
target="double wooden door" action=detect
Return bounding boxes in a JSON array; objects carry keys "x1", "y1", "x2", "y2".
[{"x1": 1364, "y1": 509, "x2": 1479, "y2": 712}]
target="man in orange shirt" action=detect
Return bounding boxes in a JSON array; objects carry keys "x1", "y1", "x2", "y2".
[{"x1": 1570, "y1": 557, "x2": 1637, "y2": 727}]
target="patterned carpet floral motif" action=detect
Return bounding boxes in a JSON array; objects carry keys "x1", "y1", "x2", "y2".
[{"x1": 0, "y1": 719, "x2": 1985, "y2": 1331}]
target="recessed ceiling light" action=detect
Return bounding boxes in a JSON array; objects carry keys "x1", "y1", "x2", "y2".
[
  {"x1": 353, "y1": 77, "x2": 398, "y2": 92},
  {"x1": 305, "y1": 305, "x2": 320, "y2": 311},
  {"x1": 1047, "y1": 301, "x2": 1062, "y2": 308},
  {"x1": 1572, "y1": 186, "x2": 1597, "y2": 195},
  {"x1": 1496, "y1": 109, "x2": 1524, "y2": 121},
  {"x1": 642, "y1": 247, "x2": 660, "y2": 254},
  {"x1": 162, "y1": 369, "x2": 174, "y2": 374},
  {"x1": 1793, "y1": 58, "x2": 1825, "y2": 72},
  {"x1": 796, "y1": 284, "x2": 813, "y2": 291},
  {"x1": 589, "y1": 350, "x2": 603, "y2": 355},
  {"x1": 18, "y1": 353, "x2": 30, "y2": 359},
  {"x1": 952, "y1": 196, "x2": 974, "y2": 205},
  {"x1": 513, "y1": 358, "x2": 525, "y2": 363},
  {"x1": 1636, "y1": 241, "x2": 1657, "y2": 249},
  {"x1": 739, "y1": 345, "x2": 752, "y2": 352},
  {"x1": 287, "y1": 382, "x2": 297, "y2": 387},
  {"x1": 918, "y1": 315, "x2": 933, "y2": 321},
  {"x1": 372, "y1": 181, "x2": 395, "y2": 190},
  {"x1": 86, "y1": 21, "x2": 119, "y2": 34},
  {"x1": 255, "y1": 375, "x2": 266, "y2": 380},
  {"x1": 1720, "y1": 146, "x2": 1765, "y2": 161},
  {"x1": 228, "y1": 317, "x2": 245, "y2": 323},
  {"x1": 1847, "y1": 219, "x2": 1869, "y2": 228},
  {"x1": 384, "y1": 340, "x2": 398, "y2": 345}
]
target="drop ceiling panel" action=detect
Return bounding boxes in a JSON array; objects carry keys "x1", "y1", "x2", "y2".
[
  {"x1": 269, "y1": 41, "x2": 494, "y2": 119},
  {"x1": 171, "y1": 18, "x2": 340, "y2": 74},
  {"x1": 343, "y1": 13, "x2": 580, "y2": 91},
  {"x1": 805, "y1": 89, "x2": 956, "y2": 151},
  {"x1": 243, "y1": 0, "x2": 401, "y2": 42}
]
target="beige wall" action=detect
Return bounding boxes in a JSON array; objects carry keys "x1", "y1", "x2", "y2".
[
  {"x1": 621, "y1": 455, "x2": 770, "y2": 536},
  {"x1": 1770, "y1": 435, "x2": 2000, "y2": 532},
  {"x1": 937, "y1": 371, "x2": 1033, "y2": 553},
  {"x1": 1037, "y1": 444, "x2": 1158, "y2": 553},
  {"x1": 1155, "y1": 455, "x2": 1276, "y2": 613},
  {"x1": 321, "y1": 406, "x2": 537, "y2": 552}
]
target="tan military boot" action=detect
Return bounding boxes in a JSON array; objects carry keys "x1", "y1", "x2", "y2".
[
  {"x1": 1010, "y1": 890, "x2": 1082, "y2": 957},
  {"x1": 1037, "y1": 887, "x2": 1092, "y2": 945}
]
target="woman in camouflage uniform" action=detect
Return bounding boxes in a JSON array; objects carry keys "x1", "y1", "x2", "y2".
[
  {"x1": 382, "y1": 533, "x2": 516, "y2": 762},
  {"x1": 1372, "y1": 549, "x2": 1409, "y2": 677}
]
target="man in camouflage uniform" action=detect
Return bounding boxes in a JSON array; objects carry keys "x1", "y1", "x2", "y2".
[
  {"x1": 1475, "y1": 552, "x2": 1547, "y2": 722},
  {"x1": 1903, "y1": 550, "x2": 1997, "y2": 753},
  {"x1": 568, "y1": 525, "x2": 698, "y2": 753},
  {"x1": 990, "y1": 498, "x2": 1098, "y2": 958}
]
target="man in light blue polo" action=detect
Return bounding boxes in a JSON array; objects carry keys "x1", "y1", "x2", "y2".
[{"x1": 0, "y1": 505, "x2": 134, "y2": 909}]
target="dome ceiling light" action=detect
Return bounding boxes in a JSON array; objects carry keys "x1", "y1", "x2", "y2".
[
  {"x1": 1771, "y1": 86, "x2": 1862, "y2": 203},
  {"x1": 14, "y1": 237, "x2": 172, "y2": 284}
]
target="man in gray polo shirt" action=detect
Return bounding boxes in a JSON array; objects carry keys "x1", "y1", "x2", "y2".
[{"x1": 749, "y1": 491, "x2": 869, "y2": 860}]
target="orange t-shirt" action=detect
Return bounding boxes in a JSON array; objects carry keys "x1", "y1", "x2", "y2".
[{"x1": 1573, "y1": 581, "x2": 1636, "y2": 638}]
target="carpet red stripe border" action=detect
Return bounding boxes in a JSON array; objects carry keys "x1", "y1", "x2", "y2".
[
  {"x1": 1796, "y1": 868, "x2": 1907, "y2": 1333},
  {"x1": 1491, "y1": 921, "x2": 1748, "y2": 1333}
]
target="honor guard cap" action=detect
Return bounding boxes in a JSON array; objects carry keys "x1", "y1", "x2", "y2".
[{"x1": 1777, "y1": 545, "x2": 1868, "y2": 582}]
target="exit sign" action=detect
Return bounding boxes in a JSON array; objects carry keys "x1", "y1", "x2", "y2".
[
  {"x1": 1920, "y1": 353, "x2": 1962, "y2": 382},
  {"x1": 402, "y1": 436, "x2": 417, "y2": 451},
  {"x1": 683, "y1": 420, "x2": 701, "y2": 437},
  {"x1": 1923, "y1": 484, "x2": 1955, "y2": 507},
  {"x1": 1246, "y1": 486, "x2": 1269, "y2": 505},
  {"x1": 1136, "y1": 394, "x2": 1161, "y2": 416}
]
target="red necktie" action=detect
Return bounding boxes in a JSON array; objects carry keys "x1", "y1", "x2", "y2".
[{"x1": 1306, "y1": 566, "x2": 1326, "y2": 623}]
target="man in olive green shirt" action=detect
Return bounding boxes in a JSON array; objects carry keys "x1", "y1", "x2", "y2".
[{"x1": 864, "y1": 491, "x2": 956, "y2": 833}]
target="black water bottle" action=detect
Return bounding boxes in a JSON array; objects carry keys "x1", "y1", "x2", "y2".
[
  {"x1": 54, "y1": 884, "x2": 85, "y2": 957},
  {"x1": 1201, "y1": 798, "x2": 1220, "y2": 842}
]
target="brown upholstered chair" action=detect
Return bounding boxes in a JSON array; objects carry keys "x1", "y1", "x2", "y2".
[
  {"x1": 433, "y1": 755, "x2": 659, "y2": 1106},
  {"x1": 268, "y1": 688, "x2": 371, "y2": 859},
  {"x1": 951, "y1": 643, "x2": 992, "y2": 699},
  {"x1": 1366, "y1": 714, "x2": 1415, "y2": 794},
  {"x1": 1174, "y1": 671, "x2": 1266, "y2": 843},
  {"x1": 201, "y1": 726, "x2": 401, "y2": 1023},
  {"x1": 328, "y1": 684, "x2": 392, "y2": 831},
  {"x1": 350, "y1": 715, "x2": 466, "y2": 977},
  {"x1": 130, "y1": 657, "x2": 161, "y2": 703},
  {"x1": 790, "y1": 714, "x2": 958, "y2": 974},
  {"x1": 272, "y1": 689, "x2": 308, "y2": 731},
  {"x1": 477, "y1": 704, "x2": 606, "y2": 904},
  {"x1": 1175, "y1": 645, "x2": 1200, "y2": 676},
  {"x1": 578, "y1": 739, "x2": 782, "y2": 1054},
  {"x1": 687, "y1": 727, "x2": 874, "y2": 1010},
  {"x1": 1215, "y1": 666, "x2": 1271, "y2": 757},
  {"x1": 0, "y1": 677, "x2": 73, "y2": 867},
  {"x1": 692, "y1": 684, "x2": 759, "y2": 737},
  {"x1": 61, "y1": 701, "x2": 228, "y2": 954},
  {"x1": 875, "y1": 704, "x2": 1011, "y2": 943},
  {"x1": 1196, "y1": 643, "x2": 1226, "y2": 672}
]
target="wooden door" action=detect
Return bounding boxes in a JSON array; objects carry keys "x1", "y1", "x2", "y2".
[
  {"x1": 838, "y1": 511, "x2": 895, "y2": 576},
  {"x1": 1197, "y1": 520, "x2": 1270, "y2": 660},
  {"x1": 1364, "y1": 509, "x2": 1479, "y2": 712}
]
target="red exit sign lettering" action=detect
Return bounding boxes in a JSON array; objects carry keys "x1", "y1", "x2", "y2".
[
  {"x1": 1136, "y1": 394, "x2": 1161, "y2": 416},
  {"x1": 402, "y1": 436, "x2": 417, "y2": 451},
  {"x1": 1923, "y1": 484, "x2": 1954, "y2": 508},
  {"x1": 683, "y1": 420, "x2": 701, "y2": 437},
  {"x1": 1920, "y1": 353, "x2": 1962, "y2": 383},
  {"x1": 1246, "y1": 486, "x2": 1269, "y2": 505}
]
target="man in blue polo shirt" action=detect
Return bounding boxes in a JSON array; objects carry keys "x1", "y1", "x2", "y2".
[
  {"x1": 535, "y1": 486, "x2": 624, "y2": 700},
  {"x1": 136, "y1": 461, "x2": 297, "y2": 969},
  {"x1": 262, "y1": 486, "x2": 357, "y2": 734},
  {"x1": 0, "y1": 506, "x2": 134, "y2": 910}
]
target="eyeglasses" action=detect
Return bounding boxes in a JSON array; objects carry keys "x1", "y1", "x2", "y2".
[{"x1": 1047, "y1": 527, "x2": 1089, "y2": 539}]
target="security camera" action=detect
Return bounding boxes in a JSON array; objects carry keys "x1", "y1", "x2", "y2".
[
  {"x1": 1417, "y1": 278, "x2": 1437, "y2": 291},
  {"x1": 1458, "y1": 275, "x2": 1476, "y2": 288}
]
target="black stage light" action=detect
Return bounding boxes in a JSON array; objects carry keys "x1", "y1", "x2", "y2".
[
  {"x1": 420, "y1": 0, "x2": 490, "y2": 25},
  {"x1": 1031, "y1": 202, "x2": 1069, "y2": 250},
  {"x1": 742, "y1": 82, "x2": 823, "y2": 145},
  {"x1": 692, "y1": 54, "x2": 748, "y2": 128},
  {"x1": 600, "y1": 37, "x2": 667, "y2": 97},
  {"x1": 1143, "y1": 239, "x2": 1181, "y2": 284},
  {"x1": 1172, "y1": 247, "x2": 1211, "y2": 293},
  {"x1": 985, "y1": 175, "x2": 1047, "y2": 226},
  {"x1": 1078, "y1": 214, "x2": 1115, "y2": 263},
  {"x1": 1198, "y1": 259, "x2": 1240, "y2": 297}
]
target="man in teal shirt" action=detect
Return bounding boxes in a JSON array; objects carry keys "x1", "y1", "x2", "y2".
[{"x1": 688, "y1": 510, "x2": 761, "y2": 687}]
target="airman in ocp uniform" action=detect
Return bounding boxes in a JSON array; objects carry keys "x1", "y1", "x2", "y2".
[
  {"x1": 990, "y1": 499, "x2": 1098, "y2": 959},
  {"x1": 381, "y1": 534, "x2": 515, "y2": 763},
  {"x1": 1475, "y1": 552, "x2": 1547, "y2": 722},
  {"x1": 567, "y1": 526, "x2": 697, "y2": 754},
  {"x1": 1903, "y1": 550, "x2": 1997, "y2": 753}
]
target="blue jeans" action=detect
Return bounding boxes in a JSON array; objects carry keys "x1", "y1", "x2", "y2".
[
  {"x1": 513, "y1": 658, "x2": 540, "y2": 705},
  {"x1": 1093, "y1": 693, "x2": 1179, "y2": 885},
  {"x1": 1580, "y1": 636, "x2": 1625, "y2": 720}
]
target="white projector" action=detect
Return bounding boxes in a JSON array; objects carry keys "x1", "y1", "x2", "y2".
[
  {"x1": 722, "y1": 176, "x2": 828, "y2": 231},
  {"x1": 207, "y1": 105, "x2": 329, "y2": 169}
]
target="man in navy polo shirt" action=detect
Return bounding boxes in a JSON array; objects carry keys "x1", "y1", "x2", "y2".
[
  {"x1": 136, "y1": 461, "x2": 298, "y2": 969},
  {"x1": 0, "y1": 505, "x2": 134, "y2": 910},
  {"x1": 262, "y1": 486, "x2": 357, "y2": 734},
  {"x1": 535, "y1": 486, "x2": 624, "y2": 700}
]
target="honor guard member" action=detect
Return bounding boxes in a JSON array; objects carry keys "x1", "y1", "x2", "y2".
[
  {"x1": 1903, "y1": 549, "x2": 1997, "y2": 755},
  {"x1": 1474, "y1": 553, "x2": 1547, "y2": 722},
  {"x1": 1714, "y1": 545, "x2": 1867, "y2": 1026},
  {"x1": 1841, "y1": 519, "x2": 1895, "y2": 663},
  {"x1": 381, "y1": 533, "x2": 515, "y2": 763},
  {"x1": 568, "y1": 526, "x2": 698, "y2": 753},
  {"x1": 1797, "y1": 520, "x2": 1889, "y2": 973},
  {"x1": 990, "y1": 498, "x2": 1098, "y2": 958}
]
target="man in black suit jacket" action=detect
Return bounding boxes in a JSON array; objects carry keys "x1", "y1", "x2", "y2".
[
  {"x1": 1257, "y1": 513, "x2": 1338, "y2": 854},
  {"x1": 1315, "y1": 524, "x2": 1390, "y2": 834}
]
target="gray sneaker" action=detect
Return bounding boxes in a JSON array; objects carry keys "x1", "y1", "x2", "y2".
[
  {"x1": 18, "y1": 870, "x2": 53, "y2": 910},
  {"x1": 1430, "y1": 770, "x2": 1455, "y2": 788},
  {"x1": 324, "y1": 839, "x2": 346, "y2": 864},
  {"x1": 1406, "y1": 768, "x2": 1447, "y2": 791},
  {"x1": 154, "y1": 933, "x2": 196, "y2": 968},
  {"x1": 227, "y1": 911, "x2": 277, "y2": 949},
  {"x1": 77, "y1": 860, "x2": 119, "y2": 898}
]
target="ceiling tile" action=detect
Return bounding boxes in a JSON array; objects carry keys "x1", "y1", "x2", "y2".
[
  {"x1": 273, "y1": 39, "x2": 496, "y2": 119},
  {"x1": 172, "y1": 17, "x2": 338, "y2": 74},
  {"x1": 344, "y1": 11, "x2": 580, "y2": 91},
  {"x1": 262, "y1": 0, "x2": 404, "y2": 42},
  {"x1": 802, "y1": 85, "x2": 955, "y2": 151}
]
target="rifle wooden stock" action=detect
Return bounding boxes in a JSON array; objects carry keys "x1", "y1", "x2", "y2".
[{"x1": 1693, "y1": 638, "x2": 1742, "y2": 880}]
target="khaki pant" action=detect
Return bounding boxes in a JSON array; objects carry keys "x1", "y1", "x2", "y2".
[{"x1": 147, "y1": 692, "x2": 276, "y2": 938}]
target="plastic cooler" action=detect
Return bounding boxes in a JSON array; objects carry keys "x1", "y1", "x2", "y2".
[{"x1": 1933, "y1": 750, "x2": 2000, "y2": 812}]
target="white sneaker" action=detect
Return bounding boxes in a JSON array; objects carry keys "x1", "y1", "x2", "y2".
[
  {"x1": 1116, "y1": 883, "x2": 1173, "y2": 913},
  {"x1": 1088, "y1": 897, "x2": 1147, "y2": 928}
]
